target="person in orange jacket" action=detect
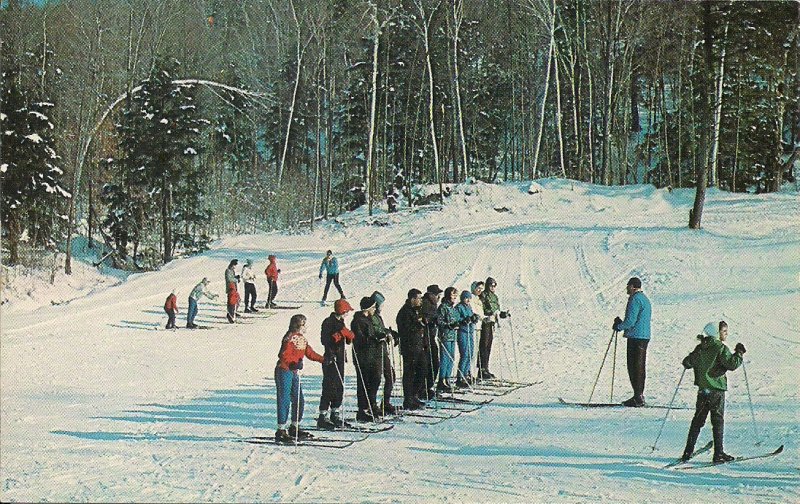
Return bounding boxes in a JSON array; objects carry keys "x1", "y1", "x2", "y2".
[
  {"x1": 265, "y1": 255, "x2": 281, "y2": 308},
  {"x1": 164, "y1": 290, "x2": 179, "y2": 329},
  {"x1": 274, "y1": 314, "x2": 324, "y2": 442},
  {"x1": 226, "y1": 281, "x2": 240, "y2": 323}
]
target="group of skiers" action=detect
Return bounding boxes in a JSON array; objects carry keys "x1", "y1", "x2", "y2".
[
  {"x1": 271, "y1": 277, "x2": 511, "y2": 442},
  {"x1": 163, "y1": 258, "x2": 751, "y2": 462}
]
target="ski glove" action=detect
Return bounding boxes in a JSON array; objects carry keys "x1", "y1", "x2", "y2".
[
  {"x1": 734, "y1": 342, "x2": 746, "y2": 355},
  {"x1": 449, "y1": 322, "x2": 460, "y2": 329},
  {"x1": 470, "y1": 314, "x2": 481, "y2": 324},
  {"x1": 499, "y1": 311, "x2": 510, "y2": 319},
  {"x1": 613, "y1": 316, "x2": 623, "y2": 330}
]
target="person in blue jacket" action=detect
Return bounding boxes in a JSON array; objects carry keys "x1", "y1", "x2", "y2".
[
  {"x1": 455, "y1": 290, "x2": 479, "y2": 388},
  {"x1": 436, "y1": 287, "x2": 461, "y2": 393},
  {"x1": 319, "y1": 250, "x2": 346, "y2": 305},
  {"x1": 613, "y1": 277, "x2": 652, "y2": 407}
]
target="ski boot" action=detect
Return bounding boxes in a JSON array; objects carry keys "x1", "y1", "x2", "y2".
[
  {"x1": 288, "y1": 425, "x2": 314, "y2": 440},
  {"x1": 275, "y1": 429, "x2": 292, "y2": 443},
  {"x1": 713, "y1": 452, "x2": 735, "y2": 463},
  {"x1": 316, "y1": 414, "x2": 336, "y2": 430},
  {"x1": 330, "y1": 410, "x2": 345, "y2": 428}
]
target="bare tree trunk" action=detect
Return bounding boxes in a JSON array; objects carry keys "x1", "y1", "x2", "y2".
[
  {"x1": 365, "y1": 2, "x2": 380, "y2": 215},
  {"x1": 532, "y1": 23, "x2": 554, "y2": 179},
  {"x1": 709, "y1": 22, "x2": 729, "y2": 188},
  {"x1": 277, "y1": 0, "x2": 304, "y2": 191},
  {"x1": 416, "y1": 0, "x2": 443, "y2": 202},
  {"x1": 554, "y1": 45, "x2": 566, "y2": 178},
  {"x1": 451, "y1": 0, "x2": 468, "y2": 181},
  {"x1": 690, "y1": 2, "x2": 713, "y2": 229}
]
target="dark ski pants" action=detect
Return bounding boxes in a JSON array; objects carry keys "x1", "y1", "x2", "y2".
[
  {"x1": 275, "y1": 366, "x2": 304, "y2": 426},
  {"x1": 322, "y1": 273, "x2": 345, "y2": 301},
  {"x1": 684, "y1": 389, "x2": 726, "y2": 456},
  {"x1": 187, "y1": 298, "x2": 198, "y2": 327},
  {"x1": 227, "y1": 303, "x2": 236, "y2": 321},
  {"x1": 165, "y1": 309, "x2": 176, "y2": 329},
  {"x1": 354, "y1": 349, "x2": 381, "y2": 414},
  {"x1": 382, "y1": 343, "x2": 395, "y2": 406},
  {"x1": 319, "y1": 356, "x2": 345, "y2": 411},
  {"x1": 626, "y1": 338, "x2": 649, "y2": 400},
  {"x1": 244, "y1": 282, "x2": 257, "y2": 309},
  {"x1": 478, "y1": 321, "x2": 495, "y2": 372},
  {"x1": 402, "y1": 348, "x2": 426, "y2": 405},
  {"x1": 424, "y1": 324, "x2": 439, "y2": 391},
  {"x1": 267, "y1": 279, "x2": 278, "y2": 307}
]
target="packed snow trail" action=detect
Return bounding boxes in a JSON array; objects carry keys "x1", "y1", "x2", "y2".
[{"x1": 2, "y1": 180, "x2": 798, "y2": 502}]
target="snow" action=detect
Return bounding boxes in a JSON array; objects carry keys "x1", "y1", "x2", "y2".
[
  {"x1": 23, "y1": 133, "x2": 43, "y2": 143},
  {"x1": 1, "y1": 180, "x2": 798, "y2": 502},
  {"x1": 184, "y1": 147, "x2": 197, "y2": 155},
  {"x1": 0, "y1": 163, "x2": 7, "y2": 173}
]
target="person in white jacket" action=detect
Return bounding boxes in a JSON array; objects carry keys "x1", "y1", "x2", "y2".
[{"x1": 241, "y1": 259, "x2": 259, "y2": 312}]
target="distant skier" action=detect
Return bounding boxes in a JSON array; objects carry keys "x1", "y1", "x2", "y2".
[
  {"x1": 319, "y1": 250, "x2": 345, "y2": 305},
  {"x1": 469, "y1": 280, "x2": 486, "y2": 374},
  {"x1": 265, "y1": 255, "x2": 281, "y2": 308},
  {"x1": 317, "y1": 299, "x2": 355, "y2": 429},
  {"x1": 352, "y1": 297, "x2": 384, "y2": 422},
  {"x1": 436, "y1": 287, "x2": 461, "y2": 393},
  {"x1": 226, "y1": 280, "x2": 240, "y2": 323},
  {"x1": 478, "y1": 277, "x2": 510, "y2": 380},
  {"x1": 164, "y1": 290, "x2": 179, "y2": 329},
  {"x1": 371, "y1": 291, "x2": 398, "y2": 415},
  {"x1": 241, "y1": 259, "x2": 259, "y2": 313},
  {"x1": 680, "y1": 321, "x2": 745, "y2": 463},
  {"x1": 186, "y1": 278, "x2": 218, "y2": 329},
  {"x1": 421, "y1": 284, "x2": 444, "y2": 397},
  {"x1": 225, "y1": 259, "x2": 239, "y2": 292},
  {"x1": 274, "y1": 314, "x2": 324, "y2": 443},
  {"x1": 395, "y1": 289, "x2": 427, "y2": 410},
  {"x1": 612, "y1": 277, "x2": 652, "y2": 407}
]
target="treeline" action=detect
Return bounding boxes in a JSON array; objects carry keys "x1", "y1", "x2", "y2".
[{"x1": 1, "y1": 0, "x2": 798, "y2": 270}]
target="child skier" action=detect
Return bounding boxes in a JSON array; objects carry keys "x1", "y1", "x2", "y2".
[
  {"x1": 265, "y1": 255, "x2": 280, "y2": 308},
  {"x1": 275, "y1": 314, "x2": 324, "y2": 443},
  {"x1": 164, "y1": 290, "x2": 179, "y2": 329},
  {"x1": 680, "y1": 320, "x2": 746, "y2": 463},
  {"x1": 317, "y1": 299, "x2": 356, "y2": 429}
]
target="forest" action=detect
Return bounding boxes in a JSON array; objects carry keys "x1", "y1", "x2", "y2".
[{"x1": 1, "y1": 0, "x2": 798, "y2": 271}]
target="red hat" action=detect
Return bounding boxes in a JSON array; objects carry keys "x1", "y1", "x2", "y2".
[{"x1": 334, "y1": 299, "x2": 354, "y2": 315}]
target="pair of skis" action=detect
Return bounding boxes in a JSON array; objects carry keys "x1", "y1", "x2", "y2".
[
  {"x1": 238, "y1": 434, "x2": 366, "y2": 449},
  {"x1": 669, "y1": 444, "x2": 784, "y2": 470},
  {"x1": 558, "y1": 397, "x2": 692, "y2": 410}
]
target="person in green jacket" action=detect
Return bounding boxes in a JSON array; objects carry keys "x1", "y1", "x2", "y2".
[
  {"x1": 681, "y1": 320, "x2": 746, "y2": 463},
  {"x1": 478, "y1": 277, "x2": 510, "y2": 380}
]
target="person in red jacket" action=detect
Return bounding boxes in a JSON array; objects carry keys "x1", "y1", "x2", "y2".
[
  {"x1": 265, "y1": 255, "x2": 281, "y2": 308},
  {"x1": 317, "y1": 299, "x2": 355, "y2": 429},
  {"x1": 275, "y1": 314, "x2": 324, "y2": 443},
  {"x1": 226, "y1": 281, "x2": 240, "y2": 323},
  {"x1": 164, "y1": 290, "x2": 179, "y2": 329}
]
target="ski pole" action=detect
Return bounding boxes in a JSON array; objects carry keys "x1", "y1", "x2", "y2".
[
  {"x1": 587, "y1": 330, "x2": 617, "y2": 405},
  {"x1": 294, "y1": 369, "x2": 302, "y2": 449},
  {"x1": 509, "y1": 318, "x2": 520, "y2": 382},
  {"x1": 742, "y1": 359, "x2": 761, "y2": 446},
  {"x1": 610, "y1": 330, "x2": 618, "y2": 402},
  {"x1": 351, "y1": 347, "x2": 376, "y2": 421},
  {"x1": 651, "y1": 367, "x2": 686, "y2": 452}
]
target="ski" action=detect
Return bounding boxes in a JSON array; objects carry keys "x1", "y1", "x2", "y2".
[
  {"x1": 663, "y1": 441, "x2": 714, "y2": 468},
  {"x1": 478, "y1": 378, "x2": 542, "y2": 387},
  {"x1": 674, "y1": 445, "x2": 784, "y2": 470},
  {"x1": 432, "y1": 395, "x2": 494, "y2": 405},
  {"x1": 558, "y1": 397, "x2": 692, "y2": 410},
  {"x1": 430, "y1": 403, "x2": 482, "y2": 413},
  {"x1": 305, "y1": 424, "x2": 394, "y2": 434},
  {"x1": 265, "y1": 305, "x2": 301, "y2": 310},
  {"x1": 238, "y1": 437, "x2": 359, "y2": 449}
]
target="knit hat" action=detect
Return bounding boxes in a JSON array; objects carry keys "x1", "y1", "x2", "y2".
[
  {"x1": 485, "y1": 277, "x2": 497, "y2": 287},
  {"x1": 245, "y1": 258, "x2": 253, "y2": 266},
  {"x1": 627, "y1": 277, "x2": 642, "y2": 289},
  {"x1": 702, "y1": 322, "x2": 720, "y2": 339},
  {"x1": 470, "y1": 281, "x2": 484, "y2": 293},
  {"x1": 426, "y1": 284, "x2": 443, "y2": 295},
  {"x1": 334, "y1": 299, "x2": 354, "y2": 315},
  {"x1": 201, "y1": 277, "x2": 210, "y2": 284},
  {"x1": 360, "y1": 296, "x2": 376, "y2": 311},
  {"x1": 371, "y1": 291, "x2": 385, "y2": 308},
  {"x1": 229, "y1": 259, "x2": 238, "y2": 268},
  {"x1": 460, "y1": 290, "x2": 472, "y2": 301}
]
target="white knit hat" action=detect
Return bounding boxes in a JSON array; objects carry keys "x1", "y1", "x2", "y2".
[{"x1": 703, "y1": 322, "x2": 720, "y2": 339}]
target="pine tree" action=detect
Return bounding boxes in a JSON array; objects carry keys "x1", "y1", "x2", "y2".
[{"x1": 1, "y1": 47, "x2": 71, "y2": 265}]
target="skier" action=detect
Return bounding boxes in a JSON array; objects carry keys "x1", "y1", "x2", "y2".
[
  {"x1": 421, "y1": 284, "x2": 443, "y2": 397},
  {"x1": 436, "y1": 287, "x2": 462, "y2": 393},
  {"x1": 317, "y1": 299, "x2": 356, "y2": 429},
  {"x1": 186, "y1": 277, "x2": 218, "y2": 329},
  {"x1": 226, "y1": 279, "x2": 240, "y2": 323},
  {"x1": 274, "y1": 314, "x2": 324, "y2": 443},
  {"x1": 241, "y1": 259, "x2": 259, "y2": 313},
  {"x1": 225, "y1": 259, "x2": 239, "y2": 291},
  {"x1": 612, "y1": 277, "x2": 652, "y2": 407},
  {"x1": 164, "y1": 290, "x2": 179, "y2": 329},
  {"x1": 319, "y1": 250, "x2": 345, "y2": 305},
  {"x1": 265, "y1": 255, "x2": 281, "y2": 308},
  {"x1": 478, "y1": 277, "x2": 510, "y2": 380},
  {"x1": 455, "y1": 290, "x2": 479, "y2": 388},
  {"x1": 469, "y1": 280, "x2": 486, "y2": 373},
  {"x1": 395, "y1": 288, "x2": 427, "y2": 410},
  {"x1": 351, "y1": 297, "x2": 385, "y2": 422},
  {"x1": 680, "y1": 321, "x2": 746, "y2": 463},
  {"x1": 370, "y1": 291, "x2": 398, "y2": 415}
]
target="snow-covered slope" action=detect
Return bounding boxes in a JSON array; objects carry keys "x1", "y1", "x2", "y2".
[{"x1": 2, "y1": 179, "x2": 798, "y2": 502}]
